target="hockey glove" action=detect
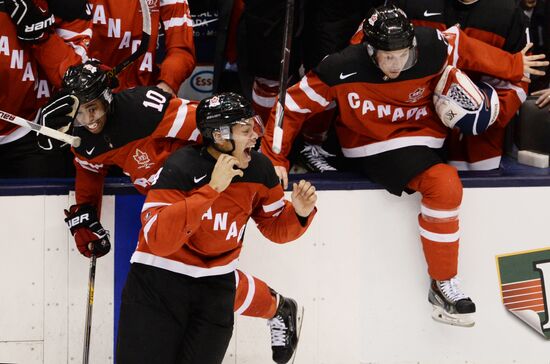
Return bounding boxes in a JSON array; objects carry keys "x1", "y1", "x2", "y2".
[
  {"x1": 37, "y1": 93, "x2": 79, "y2": 150},
  {"x1": 5, "y1": 0, "x2": 55, "y2": 42},
  {"x1": 65, "y1": 204, "x2": 111, "y2": 258}
]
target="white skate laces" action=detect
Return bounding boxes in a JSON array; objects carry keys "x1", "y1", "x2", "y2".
[
  {"x1": 437, "y1": 277, "x2": 467, "y2": 302},
  {"x1": 268, "y1": 316, "x2": 287, "y2": 346},
  {"x1": 429, "y1": 276, "x2": 476, "y2": 327},
  {"x1": 300, "y1": 143, "x2": 337, "y2": 172}
]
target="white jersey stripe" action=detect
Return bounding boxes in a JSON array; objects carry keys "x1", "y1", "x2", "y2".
[
  {"x1": 131, "y1": 251, "x2": 238, "y2": 277},
  {"x1": 299, "y1": 76, "x2": 330, "y2": 107},
  {"x1": 163, "y1": 16, "x2": 193, "y2": 30},
  {"x1": 234, "y1": 272, "x2": 256, "y2": 315},
  {"x1": 167, "y1": 101, "x2": 188, "y2": 138},
  {"x1": 141, "y1": 202, "x2": 172, "y2": 213},
  {"x1": 161, "y1": 0, "x2": 188, "y2": 5},
  {"x1": 421, "y1": 204, "x2": 460, "y2": 219},
  {"x1": 448, "y1": 156, "x2": 501, "y2": 171},
  {"x1": 263, "y1": 198, "x2": 285, "y2": 213},
  {"x1": 341, "y1": 136, "x2": 445, "y2": 158},
  {"x1": 252, "y1": 90, "x2": 276, "y2": 108},
  {"x1": 143, "y1": 214, "x2": 158, "y2": 244},
  {"x1": 419, "y1": 227, "x2": 460, "y2": 243},
  {"x1": 286, "y1": 94, "x2": 311, "y2": 114}
]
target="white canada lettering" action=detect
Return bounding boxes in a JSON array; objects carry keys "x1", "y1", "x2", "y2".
[
  {"x1": 347, "y1": 92, "x2": 428, "y2": 122},
  {"x1": 202, "y1": 207, "x2": 213, "y2": 221},
  {"x1": 36, "y1": 80, "x2": 50, "y2": 99},
  {"x1": 140, "y1": 52, "x2": 153, "y2": 72},
  {"x1": 108, "y1": 18, "x2": 121, "y2": 38},
  {"x1": 225, "y1": 221, "x2": 238, "y2": 240},
  {"x1": 119, "y1": 32, "x2": 131, "y2": 49},
  {"x1": 214, "y1": 212, "x2": 228, "y2": 231},
  {"x1": 10, "y1": 49, "x2": 24, "y2": 69},
  {"x1": 0, "y1": 36, "x2": 9, "y2": 56},
  {"x1": 21, "y1": 62, "x2": 34, "y2": 81},
  {"x1": 92, "y1": 4, "x2": 106, "y2": 25}
]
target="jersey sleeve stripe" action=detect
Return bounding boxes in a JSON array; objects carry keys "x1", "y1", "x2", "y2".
[
  {"x1": 55, "y1": 28, "x2": 93, "y2": 40},
  {"x1": 419, "y1": 227, "x2": 460, "y2": 243},
  {"x1": 142, "y1": 202, "x2": 172, "y2": 213},
  {"x1": 443, "y1": 26, "x2": 460, "y2": 67},
  {"x1": 160, "y1": 0, "x2": 188, "y2": 5},
  {"x1": 75, "y1": 157, "x2": 103, "y2": 173},
  {"x1": 252, "y1": 90, "x2": 276, "y2": 108},
  {"x1": 130, "y1": 251, "x2": 239, "y2": 278},
  {"x1": 299, "y1": 75, "x2": 330, "y2": 107},
  {"x1": 341, "y1": 136, "x2": 446, "y2": 158},
  {"x1": 189, "y1": 128, "x2": 200, "y2": 141},
  {"x1": 286, "y1": 94, "x2": 312, "y2": 113},
  {"x1": 167, "y1": 101, "x2": 188, "y2": 138},
  {"x1": 481, "y1": 77, "x2": 527, "y2": 102},
  {"x1": 262, "y1": 198, "x2": 285, "y2": 213},
  {"x1": 163, "y1": 16, "x2": 193, "y2": 30},
  {"x1": 143, "y1": 214, "x2": 158, "y2": 244}
]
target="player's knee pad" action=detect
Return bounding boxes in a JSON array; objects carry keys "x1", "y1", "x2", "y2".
[{"x1": 415, "y1": 163, "x2": 463, "y2": 210}]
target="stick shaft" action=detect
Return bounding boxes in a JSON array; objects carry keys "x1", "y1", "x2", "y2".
[
  {"x1": 0, "y1": 110, "x2": 81, "y2": 147},
  {"x1": 82, "y1": 255, "x2": 97, "y2": 364}
]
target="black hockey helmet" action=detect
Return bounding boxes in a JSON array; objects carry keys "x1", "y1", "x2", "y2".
[
  {"x1": 62, "y1": 59, "x2": 118, "y2": 105},
  {"x1": 362, "y1": 5, "x2": 417, "y2": 71},
  {"x1": 197, "y1": 93, "x2": 263, "y2": 144}
]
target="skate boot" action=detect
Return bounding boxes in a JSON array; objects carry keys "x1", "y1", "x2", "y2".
[
  {"x1": 298, "y1": 143, "x2": 337, "y2": 172},
  {"x1": 428, "y1": 277, "x2": 476, "y2": 327},
  {"x1": 267, "y1": 295, "x2": 304, "y2": 364}
]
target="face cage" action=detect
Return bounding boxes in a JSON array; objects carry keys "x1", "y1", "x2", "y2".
[
  {"x1": 73, "y1": 89, "x2": 112, "y2": 127},
  {"x1": 217, "y1": 115, "x2": 265, "y2": 141},
  {"x1": 367, "y1": 40, "x2": 418, "y2": 73}
]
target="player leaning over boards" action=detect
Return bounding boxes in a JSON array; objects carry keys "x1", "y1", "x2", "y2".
[
  {"x1": 116, "y1": 93, "x2": 317, "y2": 364},
  {"x1": 40, "y1": 60, "x2": 311, "y2": 363},
  {"x1": 261, "y1": 5, "x2": 548, "y2": 327}
]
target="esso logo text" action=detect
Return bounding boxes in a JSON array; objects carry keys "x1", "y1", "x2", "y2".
[{"x1": 191, "y1": 70, "x2": 214, "y2": 93}]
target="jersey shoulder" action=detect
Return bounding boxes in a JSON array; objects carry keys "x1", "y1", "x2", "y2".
[
  {"x1": 153, "y1": 145, "x2": 211, "y2": 192},
  {"x1": 243, "y1": 150, "x2": 280, "y2": 188},
  {"x1": 314, "y1": 44, "x2": 378, "y2": 85}
]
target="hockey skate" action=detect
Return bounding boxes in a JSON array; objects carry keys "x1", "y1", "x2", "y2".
[
  {"x1": 267, "y1": 295, "x2": 304, "y2": 364},
  {"x1": 428, "y1": 277, "x2": 476, "y2": 327},
  {"x1": 298, "y1": 143, "x2": 337, "y2": 172}
]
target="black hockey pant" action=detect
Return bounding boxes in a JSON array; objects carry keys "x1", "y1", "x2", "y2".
[{"x1": 116, "y1": 263, "x2": 236, "y2": 364}]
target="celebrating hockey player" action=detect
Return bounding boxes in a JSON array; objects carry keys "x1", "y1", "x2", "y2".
[
  {"x1": 115, "y1": 93, "x2": 317, "y2": 364},
  {"x1": 261, "y1": 5, "x2": 549, "y2": 327},
  {"x1": 40, "y1": 60, "x2": 310, "y2": 363}
]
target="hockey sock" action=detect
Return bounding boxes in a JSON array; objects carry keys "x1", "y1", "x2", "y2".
[
  {"x1": 252, "y1": 77, "x2": 279, "y2": 123},
  {"x1": 407, "y1": 163, "x2": 462, "y2": 281},
  {"x1": 234, "y1": 270, "x2": 278, "y2": 318}
]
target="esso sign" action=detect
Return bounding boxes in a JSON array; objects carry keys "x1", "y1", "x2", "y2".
[{"x1": 191, "y1": 70, "x2": 214, "y2": 93}]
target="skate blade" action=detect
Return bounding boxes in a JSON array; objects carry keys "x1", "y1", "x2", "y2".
[
  {"x1": 431, "y1": 305, "x2": 475, "y2": 328},
  {"x1": 290, "y1": 305, "x2": 305, "y2": 364}
]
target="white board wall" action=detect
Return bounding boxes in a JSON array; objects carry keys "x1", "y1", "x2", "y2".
[{"x1": 0, "y1": 188, "x2": 549, "y2": 364}]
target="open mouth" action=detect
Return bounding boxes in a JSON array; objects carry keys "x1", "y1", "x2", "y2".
[
  {"x1": 244, "y1": 146, "x2": 253, "y2": 158},
  {"x1": 86, "y1": 121, "x2": 101, "y2": 132}
]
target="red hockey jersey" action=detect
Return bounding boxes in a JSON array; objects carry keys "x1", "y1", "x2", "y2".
[
  {"x1": 0, "y1": 6, "x2": 91, "y2": 143},
  {"x1": 87, "y1": 0, "x2": 195, "y2": 93},
  {"x1": 261, "y1": 26, "x2": 525, "y2": 170},
  {"x1": 72, "y1": 86, "x2": 200, "y2": 210},
  {"x1": 132, "y1": 145, "x2": 316, "y2": 277}
]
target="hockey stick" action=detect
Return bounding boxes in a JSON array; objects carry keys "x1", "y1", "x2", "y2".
[
  {"x1": 108, "y1": 0, "x2": 151, "y2": 78},
  {"x1": 0, "y1": 109, "x2": 81, "y2": 147},
  {"x1": 272, "y1": 0, "x2": 295, "y2": 154},
  {"x1": 82, "y1": 254, "x2": 97, "y2": 364}
]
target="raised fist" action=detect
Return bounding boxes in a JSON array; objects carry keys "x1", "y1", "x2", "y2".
[{"x1": 5, "y1": 0, "x2": 55, "y2": 42}]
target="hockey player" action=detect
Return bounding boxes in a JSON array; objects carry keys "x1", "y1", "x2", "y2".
[
  {"x1": 115, "y1": 92, "x2": 317, "y2": 364},
  {"x1": 0, "y1": 0, "x2": 91, "y2": 177},
  {"x1": 87, "y1": 0, "x2": 195, "y2": 95},
  {"x1": 261, "y1": 5, "x2": 548, "y2": 327},
  {"x1": 41, "y1": 59, "x2": 306, "y2": 363},
  {"x1": 381, "y1": 0, "x2": 531, "y2": 170}
]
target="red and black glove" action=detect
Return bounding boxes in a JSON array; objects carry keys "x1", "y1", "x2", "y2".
[
  {"x1": 64, "y1": 204, "x2": 111, "y2": 258},
  {"x1": 5, "y1": 0, "x2": 55, "y2": 42}
]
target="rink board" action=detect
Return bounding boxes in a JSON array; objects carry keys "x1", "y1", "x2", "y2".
[{"x1": 0, "y1": 171, "x2": 549, "y2": 364}]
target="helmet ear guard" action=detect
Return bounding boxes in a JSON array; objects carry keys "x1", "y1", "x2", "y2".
[{"x1": 434, "y1": 65, "x2": 500, "y2": 135}]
